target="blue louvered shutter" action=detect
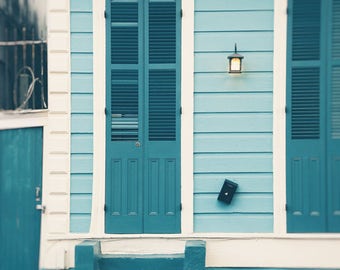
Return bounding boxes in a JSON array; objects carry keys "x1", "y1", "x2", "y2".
[
  {"x1": 327, "y1": 0, "x2": 340, "y2": 231},
  {"x1": 286, "y1": 0, "x2": 327, "y2": 232},
  {"x1": 287, "y1": 0, "x2": 340, "y2": 233},
  {"x1": 106, "y1": 0, "x2": 181, "y2": 234},
  {"x1": 143, "y1": 0, "x2": 181, "y2": 233},
  {"x1": 110, "y1": 2, "x2": 139, "y2": 141},
  {"x1": 148, "y1": 1, "x2": 177, "y2": 141},
  {"x1": 106, "y1": 0, "x2": 143, "y2": 233}
]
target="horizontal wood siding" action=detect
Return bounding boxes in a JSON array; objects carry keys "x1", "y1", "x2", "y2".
[
  {"x1": 194, "y1": 0, "x2": 274, "y2": 232},
  {"x1": 70, "y1": 0, "x2": 93, "y2": 233}
]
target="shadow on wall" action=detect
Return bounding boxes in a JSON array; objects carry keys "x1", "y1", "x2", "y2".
[{"x1": 0, "y1": 0, "x2": 47, "y2": 111}]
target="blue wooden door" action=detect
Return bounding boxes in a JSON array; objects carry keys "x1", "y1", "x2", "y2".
[
  {"x1": 286, "y1": 0, "x2": 340, "y2": 232},
  {"x1": 0, "y1": 127, "x2": 43, "y2": 269},
  {"x1": 105, "y1": 0, "x2": 181, "y2": 233}
]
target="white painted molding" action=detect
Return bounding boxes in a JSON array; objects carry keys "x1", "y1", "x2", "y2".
[
  {"x1": 0, "y1": 111, "x2": 48, "y2": 130},
  {"x1": 90, "y1": 0, "x2": 195, "y2": 236},
  {"x1": 180, "y1": 0, "x2": 195, "y2": 234},
  {"x1": 45, "y1": 235, "x2": 340, "y2": 269},
  {"x1": 273, "y1": 0, "x2": 288, "y2": 234},
  {"x1": 206, "y1": 237, "x2": 340, "y2": 268},
  {"x1": 40, "y1": 0, "x2": 71, "y2": 268},
  {"x1": 91, "y1": 0, "x2": 106, "y2": 235}
]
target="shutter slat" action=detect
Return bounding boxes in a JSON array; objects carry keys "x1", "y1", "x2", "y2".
[
  {"x1": 111, "y1": 27, "x2": 138, "y2": 64},
  {"x1": 110, "y1": 2, "x2": 139, "y2": 141},
  {"x1": 148, "y1": 1, "x2": 178, "y2": 142},
  {"x1": 111, "y1": 2, "x2": 139, "y2": 64},
  {"x1": 292, "y1": 0, "x2": 321, "y2": 61},
  {"x1": 332, "y1": 2, "x2": 340, "y2": 138},
  {"x1": 333, "y1": 0, "x2": 340, "y2": 58},
  {"x1": 149, "y1": 2, "x2": 176, "y2": 64},
  {"x1": 332, "y1": 67, "x2": 340, "y2": 139},
  {"x1": 149, "y1": 70, "x2": 176, "y2": 141},
  {"x1": 291, "y1": 67, "x2": 320, "y2": 139},
  {"x1": 111, "y1": 70, "x2": 139, "y2": 141}
]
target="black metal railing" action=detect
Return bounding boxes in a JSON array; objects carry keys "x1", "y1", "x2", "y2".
[{"x1": 0, "y1": 27, "x2": 48, "y2": 111}]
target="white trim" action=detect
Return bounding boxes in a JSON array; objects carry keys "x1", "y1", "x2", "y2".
[
  {"x1": 91, "y1": 0, "x2": 106, "y2": 236},
  {"x1": 46, "y1": 232, "x2": 340, "y2": 241},
  {"x1": 45, "y1": 234, "x2": 340, "y2": 268},
  {"x1": 205, "y1": 237, "x2": 340, "y2": 268},
  {"x1": 273, "y1": 0, "x2": 288, "y2": 234},
  {"x1": 180, "y1": 0, "x2": 195, "y2": 234},
  {"x1": 40, "y1": 0, "x2": 71, "y2": 268},
  {"x1": 91, "y1": 0, "x2": 194, "y2": 236},
  {"x1": 0, "y1": 111, "x2": 48, "y2": 130}
]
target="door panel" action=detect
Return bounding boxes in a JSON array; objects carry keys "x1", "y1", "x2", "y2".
[{"x1": 0, "y1": 127, "x2": 43, "y2": 269}]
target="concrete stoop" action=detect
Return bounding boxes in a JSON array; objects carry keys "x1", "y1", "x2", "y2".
[{"x1": 74, "y1": 240, "x2": 206, "y2": 270}]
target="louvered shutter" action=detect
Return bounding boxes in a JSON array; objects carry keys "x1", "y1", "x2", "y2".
[
  {"x1": 286, "y1": 0, "x2": 327, "y2": 232},
  {"x1": 106, "y1": 0, "x2": 181, "y2": 234},
  {"x1": 106, "y1": 0, "x2": 143, "y2": 233},
  {"x1": 110, "y1": 2, "x2": 139, "y2": 141},
  {"x1": 144, "y1": 0, "x2": 181, "y2": 233},
  {"x1": 148, "y1": 1, "x2": 177, "y2": 141},
  {"x1": 327, "y1": 0, "x2": 340, "y2": 231}
]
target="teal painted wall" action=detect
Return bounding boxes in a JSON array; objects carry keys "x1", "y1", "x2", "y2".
[
  {"x1": 70, "y1": 0, "x2": 93, "y2": 232},
  {"x1": 194, "y1": 0, "x2": 274, "y2": 232}
]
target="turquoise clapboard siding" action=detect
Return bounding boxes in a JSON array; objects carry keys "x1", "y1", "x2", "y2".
[
  {"x1": 70, "y1": 0, "x2": 93, "y2": 233},
  {"x1": 194, "y1": 0, "x2": 274, "y2": 232}
]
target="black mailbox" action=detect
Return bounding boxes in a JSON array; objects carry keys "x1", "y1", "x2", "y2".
[{"x1": 217, "y1": 179, "x2": 238, "y2": 204}]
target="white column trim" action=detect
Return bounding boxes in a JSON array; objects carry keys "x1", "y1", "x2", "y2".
[
  {"x1": 91, "y1": 0, "x2": 194, "y2": 236},
  {"x1": 41, "y1": 0, "x2": 71, "y2": 268},
  {"x1": 273, "y1": 0, "x2": 288, "y2": 234},
  {"x1": 91, "y1": 0, "x2": 106, "y2": 235},
  {"x1": 180, "y1": 0, "x2": 195, "y2": 234}
]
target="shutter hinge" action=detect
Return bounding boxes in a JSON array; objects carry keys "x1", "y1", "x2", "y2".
[
  {"x1": 286, "y1": 7, "x2": 289, "y2": 15},
  {"x1": 180, "y1": 106, "x2": 182, "y2": 115},
  {"x1": 104, "y1": 204, "x2": 107, "y2": 212},
  {"x1": 285, "y1": 106, "x2": 288, "y2": 113},
  {"x1": 180, "y1": 203, "x2": 182, "y2": 211},
  {"x1": 105, "y1": 107, "x2": 108, "y2": 115},
  {"x1": 285, "y1": 204, "x2": 288, "y2": 211},
  {"x1": 104, "y1": 10, "x2": 107, "y2": 19},
  {"x1": 180, "y1": 9, "x2": 183, "y2": 18}
]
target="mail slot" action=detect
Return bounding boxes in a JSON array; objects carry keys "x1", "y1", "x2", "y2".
[{"x1": 217, "y1": 179, "x2": 238, "y2": 204}]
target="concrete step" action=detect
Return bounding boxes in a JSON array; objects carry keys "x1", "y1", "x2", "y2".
[
  {"x1": 74, "y1": 240, "x2": 205, "y2": 270},
  {"x1": 98, "y1": 253, "x2": 184, "y2": 270}
]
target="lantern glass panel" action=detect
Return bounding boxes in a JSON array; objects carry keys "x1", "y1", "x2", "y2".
[{"x1": 230, "y1": 57, "x2": 241, "y2": 72}]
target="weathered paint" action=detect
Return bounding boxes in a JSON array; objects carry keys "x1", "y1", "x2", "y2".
[
  {"x1": 193, "y1": 0, "x2": 274, "y2": 232},
  {"x1": 70, "y1": 0, "x2": 94, "y2": 233}
]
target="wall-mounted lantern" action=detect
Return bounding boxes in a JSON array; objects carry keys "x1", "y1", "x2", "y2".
[{"x1": 227, "y1": 43, "x2": 244, "y2": 73}]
